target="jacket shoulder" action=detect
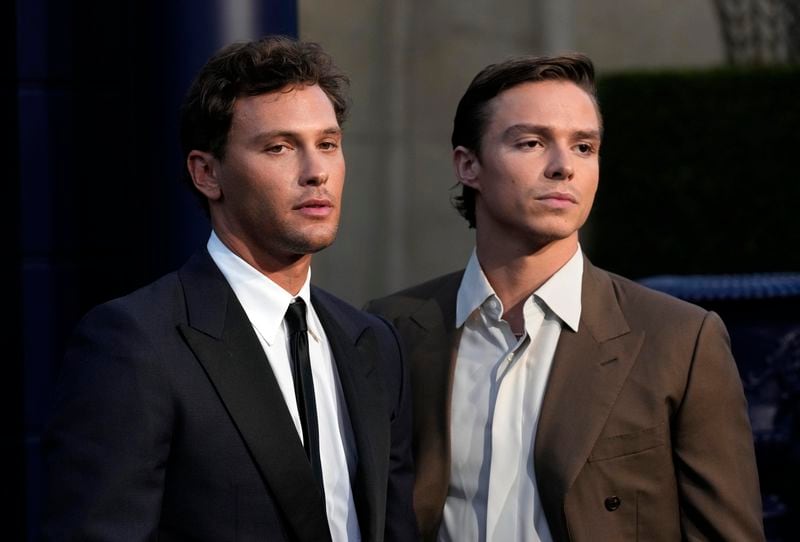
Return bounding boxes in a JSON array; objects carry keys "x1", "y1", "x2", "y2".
[
  {"x1": 312, "y1": 285, "x2": 397, "y2": 340},
  {"x1": 77, "y1": 270, "x2": 185, "y2": 335},
  {"x1": 602, "y1": 268, "x2": 709, "y2": 322},
  {"x1": 587, "y1": 265, "x2": 715, "y2": 343},
  {"x1": 365, "y1": 271, "x2": 463, "y2": 321}
]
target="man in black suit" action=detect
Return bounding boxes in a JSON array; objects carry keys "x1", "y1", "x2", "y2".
[{"x1": 43, "y1": 36, "x2": 416, "y2": 542}]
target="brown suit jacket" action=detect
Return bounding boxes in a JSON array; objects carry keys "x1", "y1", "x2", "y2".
[{"x1": 367, "y1": 258, "x2": 765, "y2": 541}]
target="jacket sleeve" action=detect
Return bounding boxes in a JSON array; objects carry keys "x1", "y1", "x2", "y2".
[
  {"x1": 673, "y1": 311, "x2": 765, "y2": 540},
  {"x1": 42, "y1": 302, "x2": 173, "y2": 541}
]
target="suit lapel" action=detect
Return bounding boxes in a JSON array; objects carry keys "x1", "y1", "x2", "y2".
[
  {"x1": 177, "y1": 251, "x2": 332, "y2": 542},
  {"x1": 534, "y1": 261, "x2": 644, "y2": 537},
  {"x1": 311, "y1": 288, "x2": 388, "y2": 542}
]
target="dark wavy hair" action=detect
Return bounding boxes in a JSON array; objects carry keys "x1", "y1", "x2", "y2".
[
  {"x1": 451, "y1": 53, "x2": 599, "y2": 228},
  {"x1": 179, "y1": 35, "x2": 350, "y2": 211}
]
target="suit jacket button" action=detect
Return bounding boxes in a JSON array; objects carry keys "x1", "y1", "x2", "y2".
[{"x1": 604, "y1": 496, "x2": 621, "y2": 511}]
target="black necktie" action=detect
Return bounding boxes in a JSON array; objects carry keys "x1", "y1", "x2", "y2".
[{"x1": 284, "y1": 299, "x2": 325, "y2": 495}]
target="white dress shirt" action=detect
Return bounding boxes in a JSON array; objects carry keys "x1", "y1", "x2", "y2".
[
  {"x1": 439, "y1": 247, "x2": 583, "y2": 542},
  {"x1": 207, "y1": 232, "x2": 361, "y2": 542}
]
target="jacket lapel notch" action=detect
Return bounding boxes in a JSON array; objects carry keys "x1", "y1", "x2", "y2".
[{"x1": 178, "y1": 249, "x2": 229, "y2": 339}]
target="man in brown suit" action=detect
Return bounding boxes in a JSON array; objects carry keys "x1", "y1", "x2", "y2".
[{"x1": 367, "y1": 54, "x2": 764, "y2": 541}]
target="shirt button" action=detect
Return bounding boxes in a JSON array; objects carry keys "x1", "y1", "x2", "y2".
[{"x1": 604, "y1": 496, "x2": 621, "y2": 511}]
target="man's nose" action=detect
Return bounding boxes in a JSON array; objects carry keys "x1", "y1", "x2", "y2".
[
  {"x1": 544, "y1": 148, "x2": 574, "y2": 181},
  {"x1": 300, "y1": 151, "x2": 329, "y2": 186}
]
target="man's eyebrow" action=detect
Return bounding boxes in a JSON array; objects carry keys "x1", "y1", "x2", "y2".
[
  {"x1": 502, "y1": 124, "x2": 601, "y2": 141},
  {"x1": 503, "y1": 124, "x2": 552, "y2": 139},
  {"x1": 250, "y1": 126, "x2": 342, "y2": 144},
  {"x1": 572, "y1": 129, "x2": 602, "y2": 141}
]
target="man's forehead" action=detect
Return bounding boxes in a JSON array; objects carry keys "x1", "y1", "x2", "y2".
[
  {"x1": 233, "y1": 83, "x2": 322, "y2": 109},
  {"x1": 484, "y1": 80, "x2": 601, "y2": 131},
  {"x1": 230, "y1": 84, "x2": 338, "y2": 125},
  {"x1": 494, "y1": 79, "x2": 593, "y2": 101},
  {"x1": 223, "y1": 90, "x2": 340, "y2": 150}
]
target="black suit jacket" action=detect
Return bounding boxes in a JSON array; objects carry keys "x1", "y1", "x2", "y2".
[{"x1": 43, "y1": 250, "x2": 417, "y2": 542}]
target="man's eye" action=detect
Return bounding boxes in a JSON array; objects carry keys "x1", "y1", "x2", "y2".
[
  {"x1": 517, "y1": 140, "x2": 541, "y2": 149},
  {"x1": 576, "y1": 143, "x2": 594, "y2": 154},
  {"x1": 266, "y1": 144, "x2": 288, "y2": 154},
  {"x1": 319, "y1": 141, "x2": 339, "y2": 150}
]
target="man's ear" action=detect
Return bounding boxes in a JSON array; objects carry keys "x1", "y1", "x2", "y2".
[
  {"x1": 187, "y1": 150, "x2": 223, "y2": 201},
  {"x1": 453, "y1": 146, "x2": 481, "y2": 191}
]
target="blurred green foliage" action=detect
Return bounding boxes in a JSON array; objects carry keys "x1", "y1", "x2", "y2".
[{"x1": 588, "y1": 67, "x2": 800, "y2": 278}]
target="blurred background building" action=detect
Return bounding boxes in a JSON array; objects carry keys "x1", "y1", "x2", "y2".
[
  {"x1": 9, "y1": 0, "x2": 799, "y2": 539},
  {"x1": 304, "y1": 0, "x2": 731, "y2": 303}
]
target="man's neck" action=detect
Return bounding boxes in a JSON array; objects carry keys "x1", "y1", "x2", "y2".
[
  {"x1": 475, "y1": 234, "x2": 579, "y2": 334},
  {"x1": 213, "y1": 229, "x2": 311, "y2": 296}
]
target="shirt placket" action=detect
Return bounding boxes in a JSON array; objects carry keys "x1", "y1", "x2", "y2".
[{"x1": 486, "y1": 299, "x2": 545, "y2": 541}]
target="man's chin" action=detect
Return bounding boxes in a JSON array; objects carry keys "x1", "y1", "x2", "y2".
[
  {"x1": 519, "y1": 228, "x2": 580, "y2": 253},
  {"x1": 304, "y1": 240, "x2": 335, "y2": 255},
  {"x1": 283, "y1": 231, "x2": 338, "y2": 256}
]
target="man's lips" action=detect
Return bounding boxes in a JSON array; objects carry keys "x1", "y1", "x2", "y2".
[
  {"x1": 294, "y1": 198, "x2": 334, "y2": 217},
  {"x1": 536, "y1": 191, "x2": 577, "y2": 208}
]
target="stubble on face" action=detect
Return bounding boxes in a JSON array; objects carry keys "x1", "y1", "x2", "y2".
[
  {"x1": 267, "y1": 199, "x2": 342, "y2": 256},
  {"x1": 210, "y1": 85, "x2": 346, "y2": 272}
]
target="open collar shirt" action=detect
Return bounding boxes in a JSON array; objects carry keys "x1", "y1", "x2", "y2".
[{"x1": 439, "y1": 247, "x2": 583, "y2": 542}]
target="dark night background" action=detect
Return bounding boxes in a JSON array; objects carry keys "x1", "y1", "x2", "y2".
[{"x1": 9, "y1": 1, "x2": 296, "y2": 538}]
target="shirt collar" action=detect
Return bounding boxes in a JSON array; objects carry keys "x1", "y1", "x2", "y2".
[
  {"x1": 535, "y1": 248, "x2": 583, "y2": 332},
  {"x1": 207, "y1": 231, "x2": 320, "y2": 345},
  {"x1": 455, "y1": 246, "x2": 584, "y2": 332},
  {"x1": 456, "y1": 249, "x2": 496, "y2": 327}
]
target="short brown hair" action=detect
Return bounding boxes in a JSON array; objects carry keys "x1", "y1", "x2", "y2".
[
  {"x1": 451, "y1": 53, "x2": 599, "y2": 228},
  {"x1": 179, "y1": 35, "x2": 350, "y2": 210}
]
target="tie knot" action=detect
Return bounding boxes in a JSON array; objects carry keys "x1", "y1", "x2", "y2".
[{"x1": 285, "y1": 298, "x2": 308, "y2": 334}]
